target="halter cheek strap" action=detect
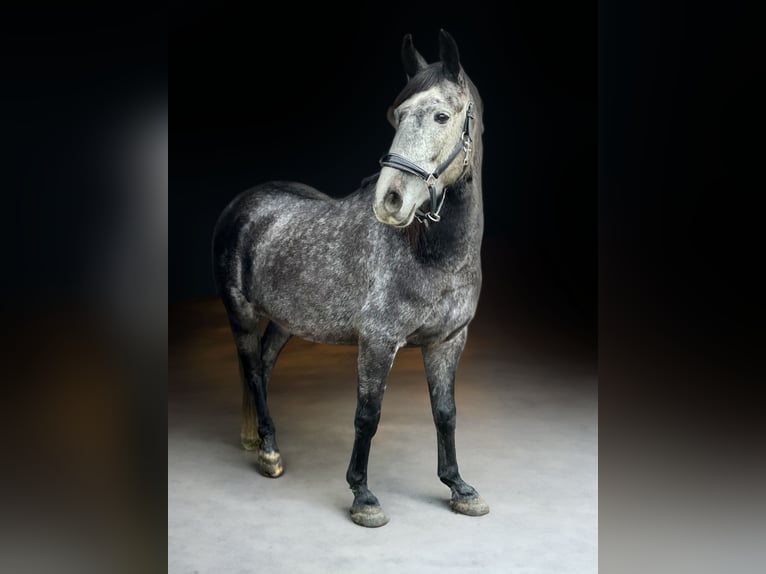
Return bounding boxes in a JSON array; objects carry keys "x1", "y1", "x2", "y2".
[{"x1": 379, "y1": 101, "x2": 474, "y2": 223}]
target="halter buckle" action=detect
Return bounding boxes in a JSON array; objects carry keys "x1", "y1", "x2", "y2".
[
  {"x1": 462, "y1": 133, "x2": 473, "y2": 166},
  {"x1": 426, "y1": 173, "x2": 438, "y2": 187},
  {"x1": 426, "y1": 212, "x2": 441, "y2": 222}
]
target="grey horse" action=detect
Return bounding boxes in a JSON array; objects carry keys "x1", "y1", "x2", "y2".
[{"x1": 212, "y1": 30, "x2": 488, "y2": 527}]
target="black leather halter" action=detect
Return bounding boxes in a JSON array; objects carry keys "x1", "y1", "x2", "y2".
[{"x1": 379, "y1": 101, "x2": 474, "y2": 223}]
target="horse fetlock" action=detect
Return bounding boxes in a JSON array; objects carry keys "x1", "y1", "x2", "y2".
[
  {"x1": 351, "y1": 486, "x2": 380, "y2": 507},
  {"x1": 448, "y1": 478, "x2": 477, "y2": 497},
  {"x1": 259, "y1": 433, "x2": 279, "y2": 453},
  {"x1": 438, "y1": 464, "x2": 462, "y2": 485}
]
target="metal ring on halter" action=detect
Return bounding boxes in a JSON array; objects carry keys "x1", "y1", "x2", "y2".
[{"x1": 426, "y1": 190, "x2": 446, "y2": 222}]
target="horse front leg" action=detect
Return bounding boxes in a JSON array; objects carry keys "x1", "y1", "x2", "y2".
[
  {"x1": 422, "y1": 327, "x2": 489, "y2": 516},
  {"x1": 346, "y1": 338, "x2": 398, "y2": 527}
]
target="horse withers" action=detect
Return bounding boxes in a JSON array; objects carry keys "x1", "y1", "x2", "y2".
[{"x1": 212, "y1": 30, "x2": 488, "y2": 527}]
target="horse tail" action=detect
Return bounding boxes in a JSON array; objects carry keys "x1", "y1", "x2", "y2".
[{"x1": 211, "y1": 192, "x2": 259, "y2": 330}]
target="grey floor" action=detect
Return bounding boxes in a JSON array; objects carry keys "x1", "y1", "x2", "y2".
[{"x1": 169, "y1": 295, "x2": 597, "y2": 573}]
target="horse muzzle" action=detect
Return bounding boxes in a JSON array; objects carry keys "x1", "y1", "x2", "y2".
[{"x1": 373, "y1": 197, "x2": 417, "y2": 227}]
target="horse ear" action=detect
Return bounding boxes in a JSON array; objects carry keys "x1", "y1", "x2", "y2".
[
  {"x1": 401, "y1": 33, "x2": 427, "y2": 79},
  {"x1": 438, "y1": 29, "x2": 462, "y2": 83}
]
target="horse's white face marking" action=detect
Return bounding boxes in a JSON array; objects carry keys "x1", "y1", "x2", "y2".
[{"x1": 374, "y1": 85, "x2": 468, "y2": 227}]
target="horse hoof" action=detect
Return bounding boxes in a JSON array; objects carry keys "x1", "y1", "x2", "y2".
[
  {"x1": 450, "y1": 495, "x2": 490, "y2": 516},
  {"x1": 350, "y1": 505, "x2": 389, "y2": 528},
  {"x1": 257, "y1": 451, "x2": 284, "y2": 478}
]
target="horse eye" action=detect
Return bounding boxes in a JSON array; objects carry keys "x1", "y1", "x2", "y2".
[{"x1": 434, "y1": 112, "x2": 450, "y2": 124}]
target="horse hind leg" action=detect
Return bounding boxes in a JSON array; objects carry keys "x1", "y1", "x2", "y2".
[
  {"x1": 239, "y1": 320, "x2": 291, "y2": 449},
  {"x1": 233, "y1": 317, "x2": 291, "y2": 478}
]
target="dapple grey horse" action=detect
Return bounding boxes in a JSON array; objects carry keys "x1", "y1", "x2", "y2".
[{"x1": 212, "y1": 30, "x2": 488, "y2": 527}]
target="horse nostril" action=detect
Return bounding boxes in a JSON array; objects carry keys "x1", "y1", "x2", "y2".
[{"x1": 384, "y1": 189, "x2": 403, "y2": 213}]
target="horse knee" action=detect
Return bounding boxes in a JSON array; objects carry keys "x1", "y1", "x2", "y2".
[
  {"x1": 355, "y1": 411, "x2": 381, "y2": 437},
  {"x1": 433, "y1": 405, "x2": 456, "y2": 433},
  {"x1": 354, "y1": 400, "x2": 382, "y2": 437}
]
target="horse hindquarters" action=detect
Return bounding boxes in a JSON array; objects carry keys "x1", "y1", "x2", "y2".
[{"x1": 212, "y1": 190, "x2": 279, "y2": 473}]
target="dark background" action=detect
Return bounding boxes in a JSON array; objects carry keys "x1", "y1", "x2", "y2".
[
  {"x1": 1, "y1": 2, "x2": 763, "y2": 572},
  {"x1": 599, "y1": 4, "x2": 764, "y2": 571},
  {"x1": 171, "y1": 1, "x2": 597, "y2": 334}
]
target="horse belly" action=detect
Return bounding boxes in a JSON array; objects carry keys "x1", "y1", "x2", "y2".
[
  {"x1": 251, "y1": 244, "x2": 365, "y2": 346},
  {"x1": 262, "y1": 299, "x2": 360, "y2": 346}
]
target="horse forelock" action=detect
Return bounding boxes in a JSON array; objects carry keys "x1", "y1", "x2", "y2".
[{"x1": 388, "y1": 63, "x2": 481, "y2": 127}]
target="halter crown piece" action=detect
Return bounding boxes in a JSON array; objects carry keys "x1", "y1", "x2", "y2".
[{"x1": 379, "y1": 101, "x2": 474, "y2": 224}]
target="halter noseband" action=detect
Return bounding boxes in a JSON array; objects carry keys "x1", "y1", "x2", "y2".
[{"x1": 379, "y1": 101, "x2": 474, "y2": 223}]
